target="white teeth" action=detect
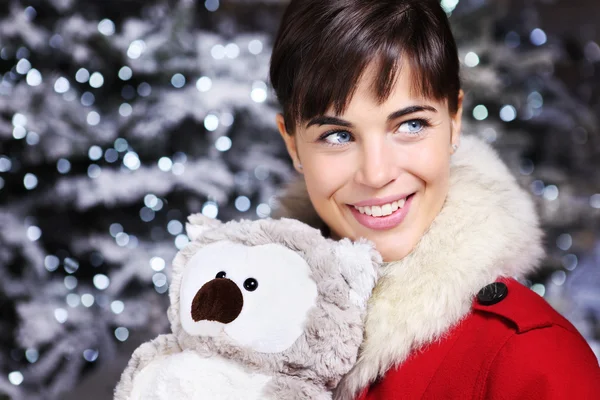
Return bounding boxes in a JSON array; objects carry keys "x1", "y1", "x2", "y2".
[
  {"x1": 381, "y1": 204, "x2": 392, "y2": 216},
  {"x1": 354, "y1": 196, "x2": 409, "y2": 217}
]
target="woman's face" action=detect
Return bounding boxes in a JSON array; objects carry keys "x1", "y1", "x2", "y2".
[{"x1": 277, "y1": 63, "x2": 463, "y2": 262}]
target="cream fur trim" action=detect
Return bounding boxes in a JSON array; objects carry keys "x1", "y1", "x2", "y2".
[{"x1": 275, "y1": 135, "x2": 545, "y2": 399}]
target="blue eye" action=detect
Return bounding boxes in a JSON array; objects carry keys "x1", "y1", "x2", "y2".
[
  {"x1": 398, "y1": 119, "x2": 425, "y2": 134},
  {"x1": 322, "y1": 130, "x2": 352, "y2": 145}
]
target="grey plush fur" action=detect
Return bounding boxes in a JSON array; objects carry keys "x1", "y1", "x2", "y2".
[{"x1": 114, "y1": 216, "x2": 381, "y2": 399}]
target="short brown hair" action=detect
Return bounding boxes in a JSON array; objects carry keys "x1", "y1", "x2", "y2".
[{"x1": 269, "y1": 0, "x2": 461, "y2": 134}]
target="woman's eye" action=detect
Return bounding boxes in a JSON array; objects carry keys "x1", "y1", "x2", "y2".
[
  {"x1": 323, "y1": 130, "x2": 352, "y2": 145},
  {"x1": 398, "y1": 119, "x2": 426, "y2": 135}
]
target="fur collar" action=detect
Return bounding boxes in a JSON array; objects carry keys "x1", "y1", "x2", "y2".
[{"x1": 274, "y1": 135, "x2": 544, "y2": 399}]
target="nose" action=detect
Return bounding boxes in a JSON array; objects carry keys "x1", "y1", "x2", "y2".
[
  {"x1": 191, "y1": 278, "x2": 243, "y2": 323},
  {"x1": 354, "y1": 137, "x2": 399, "y2": 189}
]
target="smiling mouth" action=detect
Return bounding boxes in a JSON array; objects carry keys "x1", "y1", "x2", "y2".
[
  {"x1": 351, "y1": 194, "x2": 414, "y2": 217},
  {"x1": 347, "y1": 194, "x2": 415, "y2": 231}
]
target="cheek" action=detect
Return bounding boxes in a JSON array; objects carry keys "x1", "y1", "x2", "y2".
[
  {"x1": 420, "y1": 151, "x2": 450, "y2": 187},
  {"x1": 301, "y1": 152, "x2": 354, "y2": 200},
  {"x1": 405, "y1": 136, "x2": 452, "y2": 190}
]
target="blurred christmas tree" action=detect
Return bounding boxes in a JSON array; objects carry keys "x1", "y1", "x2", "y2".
[
  {"x1": 0, "y1": 0, "x2": 292, "y2": 398},
  {"x1": 0, "y1": 0, "x2": 598, "y2": 399}
]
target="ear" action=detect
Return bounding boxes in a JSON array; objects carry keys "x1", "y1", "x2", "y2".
[
  {"x1": 276, "y1": 113, "x2": 303, "y2": 174},
  {"x1": 333, "y1": 239, "x2": 382, "y2": 309},
  {"x1": 185, "y1": 213, "x2": 222, "y2": 241},
  {"x1": 450, "y1": 90, "x2": 464, "y2": 154}
]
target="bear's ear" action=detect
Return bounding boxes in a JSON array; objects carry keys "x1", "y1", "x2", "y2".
[{"x1": 185, "y1": 213, "x2": 222, "y2": 241}]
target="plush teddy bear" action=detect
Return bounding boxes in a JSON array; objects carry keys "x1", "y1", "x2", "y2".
[{"x1": 114, "y1": 214, "x2": 381, "y2": 400}]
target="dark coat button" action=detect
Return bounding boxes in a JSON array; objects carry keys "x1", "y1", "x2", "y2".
[{"x1": 477, "y1": 282, "x2": 508, "y2": 306}]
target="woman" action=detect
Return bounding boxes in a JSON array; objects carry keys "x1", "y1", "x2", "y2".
[{"x1": 269, "y1": 0, "x2": 600, "y2": 399}]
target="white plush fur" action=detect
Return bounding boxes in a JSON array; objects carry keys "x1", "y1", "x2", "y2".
[
  {"x1": 275, "y1": 135, "x2": 544, "y2": 399},
  {"x1": 130, "y1": 350, "x2": 272, "y2": 400},
  {"x1": 179, "y1": 241, "x2": 319, "y2": 353},
  {"x1": 114, "y1": 334, "x2": 183, "y2": 400}
]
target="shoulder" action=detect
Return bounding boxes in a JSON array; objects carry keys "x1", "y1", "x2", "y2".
[
  {"x1": 471, "y1": 278, "x2": 600, "y2": 399},
  {"x1": 471, "y1": 278, "x2": 580, "y2": 334},
  {"x1": 482, "y1": 322, "x2": 600, "y2": 399}
]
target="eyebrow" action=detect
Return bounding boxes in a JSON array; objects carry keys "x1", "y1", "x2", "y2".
[{"x1": 305, "y1": 105, "x2": 438, "y2": 129}]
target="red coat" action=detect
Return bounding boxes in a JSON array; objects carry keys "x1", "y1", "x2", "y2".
[
  {"x1": 278, "y1": 136, "x2": 600, "y2": 400},
  {"x1": 357, "y1": 278, "x2": 600, "y2": 400}
]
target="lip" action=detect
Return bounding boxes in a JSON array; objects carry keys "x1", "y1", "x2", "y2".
[
  {"x1": 351, "y1": 193, "x2": 414, "y2": 207},
  {"x1": 349, "y1": 193, "x2": 415, "y2": 231}
]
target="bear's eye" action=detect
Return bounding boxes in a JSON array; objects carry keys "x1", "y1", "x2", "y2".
[
  {"x1": 243, "y1": 278, "x2": 258, "y2": 292},
  {"x1": 215, "y1": 271, "x2": 227, "y2": 279}
]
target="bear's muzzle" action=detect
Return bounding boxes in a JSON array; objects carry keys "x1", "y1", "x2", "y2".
[{"x1": 191, "y1": 278, "x2": 243, "y2": 324}]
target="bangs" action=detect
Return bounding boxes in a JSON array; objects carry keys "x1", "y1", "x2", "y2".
[{"x1": 269, "y1": 0, "x2": 460, "y2": 134}]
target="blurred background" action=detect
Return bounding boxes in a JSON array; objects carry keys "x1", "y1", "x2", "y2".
[{"x1": 0, "y1": 0, "x2": 599, "y2": 398}]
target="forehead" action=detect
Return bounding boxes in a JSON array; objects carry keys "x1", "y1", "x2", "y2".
[{"x1": 324, "y1": 60, "x2": 440, "y2": 118}]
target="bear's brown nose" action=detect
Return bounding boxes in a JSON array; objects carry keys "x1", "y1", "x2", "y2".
[{"x1": 191, "y1": 278, "x2": 243, "y2": 323}]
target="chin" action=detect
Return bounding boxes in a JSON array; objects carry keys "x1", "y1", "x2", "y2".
[
  {"x1": 330, "y1": 218, "x2": 415, "y2": 263},
  {"x1": 377, "y1": 242, "x2": 413, "y2": 263},
  {"x1": 350, "y1": 230, "x2": 412, "y2": 262}
]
